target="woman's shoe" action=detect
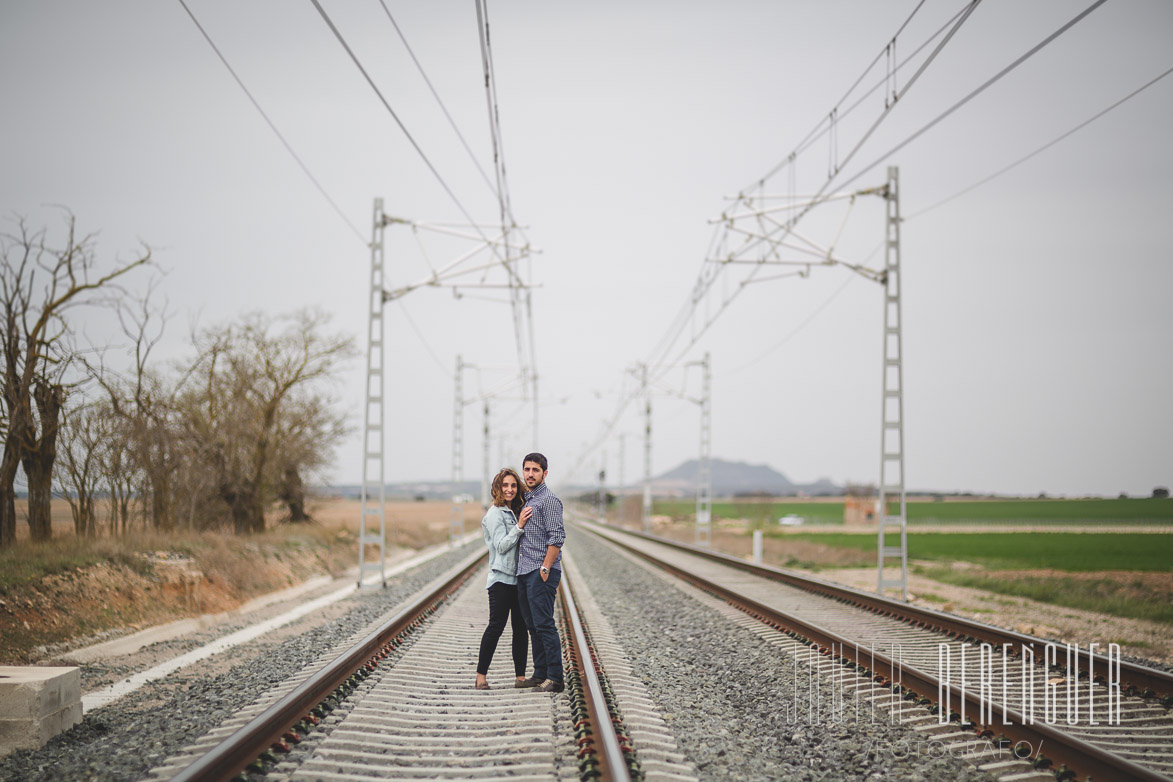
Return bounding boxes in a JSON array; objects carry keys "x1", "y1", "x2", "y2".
[
  {"x1": 475, "y1": 680, "x2": 491, "y2": 690},
  {"x1": 515, "y1": 677, "x2": 543, "y2": 688}
]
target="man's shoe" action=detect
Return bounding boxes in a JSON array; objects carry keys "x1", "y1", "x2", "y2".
[
  {"x1": 533, "y1": 679, "x2": 564, "y2": 693},
  {"x1": 515, "y1": 677, "x2": 543, "y2": 688}
]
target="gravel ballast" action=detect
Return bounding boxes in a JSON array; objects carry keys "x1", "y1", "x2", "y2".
[
  {"x1": 0, "y1": 541, "x2": 482, "y2": 782},
  {"x1": 567, "y1": 526, "x2": 1000, "y2": 781}
]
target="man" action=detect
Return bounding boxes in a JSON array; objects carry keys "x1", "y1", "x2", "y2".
[{"x1": 514, "y1": 452, "x2": 565, "y2": 693}]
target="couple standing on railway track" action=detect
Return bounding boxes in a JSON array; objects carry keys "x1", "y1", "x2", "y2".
[{"x1": 474, "y1": 452, "x2": 566, "y2": 693}]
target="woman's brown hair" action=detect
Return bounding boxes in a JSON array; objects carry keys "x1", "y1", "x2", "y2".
[{"x1": 490, "y1": 468, "x2": 525, "y2": 517}]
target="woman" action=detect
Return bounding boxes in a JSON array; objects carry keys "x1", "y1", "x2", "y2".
[{"x1": 475, "y1": 467, "x2": 533, "y2": 689}]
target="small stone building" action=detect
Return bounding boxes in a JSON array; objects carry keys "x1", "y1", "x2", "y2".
[{"x1": 843, "y1": 484, "x2": 876, "y2": 525}]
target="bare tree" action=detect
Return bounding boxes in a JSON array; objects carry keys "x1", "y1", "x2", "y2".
[
  {"x1": 181, "y1": 310, "x2": 355, "y2": 534},
  {"x1": 273, "y1": 392, "x2": 350, "y2": 522},
  {"x1": 0, "y1": 213, "x2": 150, "y2": 545},
  {"x1": 57, "y1": 402, "x2": 106, "y2": 536},
  {"x1": 91, "y1": 281, "x2": 182, "y2": 532}
]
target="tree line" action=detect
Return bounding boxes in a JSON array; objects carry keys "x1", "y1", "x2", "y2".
[{"x1": 1, "y1": 213, "x2": 355, "y2": 547}]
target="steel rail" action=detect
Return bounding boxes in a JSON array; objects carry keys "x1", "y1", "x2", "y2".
[
  {"x1": 582, "y1": 518, "x2": 1173, "y2": 700},
  {"x1": 169, "y1": 548, "x2": 487, "y2": 782},
  {"x1": 580, "y1": 520, "x2": 1171, "y2": 782},
  {"x1": 560, "y1": 567, "x2": 632, "y2": 782}
]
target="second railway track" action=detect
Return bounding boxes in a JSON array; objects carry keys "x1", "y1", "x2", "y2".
[{"x1": 575, "y1": 515, "x2": 1173, "y2": 782}]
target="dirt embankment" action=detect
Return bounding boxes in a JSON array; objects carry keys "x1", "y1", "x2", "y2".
[
  {"x1": 0, "y1": 534, "x2": 350, "y2": 664},
  {"x1": 0, "y1": 498, "x2": 471, "y2": 663}
]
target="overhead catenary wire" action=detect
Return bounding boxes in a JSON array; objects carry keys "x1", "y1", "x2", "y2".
[
  {"x1": 177, "y1": 0, "x2": 465, "y2": 378},
  {"x1": 176, "y1": 0, "x2": 366, "y2": 245},
  {"x1": 375, "y1": 0, "x2": 500, "y2": 201},
  {"x1": 645, "y1": 2, "x2": 981, "y2": 379},
  {"x1": 393, "y1": 299, "x2": 453, "y2": 378},
  {"x1": 571, "y1": 2, "x2": 985, "y2": 476},
  {"x1": 308, "y1": 0, "x2": 515, "y2": 279},
  {"x1": 906, "y1": 62, "x2": 1173, "y2": 220},
  {"x1": 474, "y1": 0, "x2": 539, "y2": 439},
  {"x1": 649, "y1": 0, "x2": 1107, "y2": 376},
  {"x1": 835, "y1": 0, "x2": 1110, "y2": 193},
  {"x1": 310, "y1": 0, "x2": 536, "y2": 411},
  {"x1": 752, "y1": 0, "x2": 938, "y2": 189}
]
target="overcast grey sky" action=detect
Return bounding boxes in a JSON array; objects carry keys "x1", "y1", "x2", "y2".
[{"x1": 2, "y1": 1, "x2": 1170, "y2": 497}]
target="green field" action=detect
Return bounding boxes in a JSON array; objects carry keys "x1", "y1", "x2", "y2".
[
  {"x1": 653, "y1": 497, "x2": 1173, "y2": 526},
  {"x1": 773, "y1": 531, "x2": 1173, "y2": 572},
  {"x1": 649, "y1": 499, "x2": 1173, "y2": 625},
  {"x1": 779, "y1": 530, "x2": 1172, "y2": 624},
  {"x1": 654, "y1": 500, "x2": 844, "y2": 525}
]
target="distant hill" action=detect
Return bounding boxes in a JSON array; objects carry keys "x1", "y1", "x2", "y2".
[{"x1": 652, "y1": 458, "x2": 841, "y2": 497}]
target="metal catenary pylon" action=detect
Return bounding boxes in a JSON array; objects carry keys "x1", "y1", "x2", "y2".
[
  {"x1": 618, "y1": 433, "x2": 625, "y2": 495},
  {"x1": 358, "y1": 199, "x2": 535, "y2": 584},
  {"x1": 597, "y1": 451, "x2": 607, "y2": 519},
  {"x1": 695, "y1": 352, "x2": 712, "y2": 547},
  {"x1": 688, "y1": 168, "x2": 910, "y2": 595},
  {"x1": 481, "y1": 399, "x2": 490, "y2": 509},
  {"x1": 640, "y1": 364, "x2": 653, "y2": 532},
  {"x1": 876, "y1": 166, "x2": 908, "y2": 600},
  {"x1": 450, "y1": 355, "x2": 466, "y2": 544},
  {"x1": 358, "y1": 198, "x2": 391, "y2": 588}
]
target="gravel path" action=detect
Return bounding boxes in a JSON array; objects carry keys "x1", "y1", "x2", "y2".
[
  {"x1": 568, "y1": 526, "x2": 999, "y2": 781},
  {"x1": 0, "y1": 540, "x2": 482, "y2": 782}
]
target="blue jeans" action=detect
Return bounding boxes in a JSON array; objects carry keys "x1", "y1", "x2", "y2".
[{"x1": 517, "y1": 567, "x2": 562, "y2": 683}]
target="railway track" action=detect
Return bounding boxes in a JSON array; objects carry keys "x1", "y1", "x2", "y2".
[
  {"x1": 143, "y1": 546, "x2": 689, "y2": 782},
  {"x1": 575, "y1": 515, "x2": 1173, "y2": 782}
]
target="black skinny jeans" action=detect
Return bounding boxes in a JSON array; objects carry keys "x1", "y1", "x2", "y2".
[{"x1": 476, "y1": 581, "x2": 529, "y2": 677}]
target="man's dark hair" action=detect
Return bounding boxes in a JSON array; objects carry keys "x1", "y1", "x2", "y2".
[{"x1": 523, "y1": 452, "x2": 548, "y2": 472}]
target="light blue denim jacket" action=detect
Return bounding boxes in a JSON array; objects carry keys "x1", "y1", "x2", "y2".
[{"x1": 481, "y1": 505, "x2": 523, "y2": 588}]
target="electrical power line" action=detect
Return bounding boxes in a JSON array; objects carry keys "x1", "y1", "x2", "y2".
[
  {"x1": 651, "y1": 0, "x2": 1109, "y2": 378},
  {"x1": 310, "y1": 0, "x2": 535, "y2": 413},
  {"x1": 474, "y1": 0, "x2": 539, "y2": 440},
  {"x1": 641, "y1": 2, "x2": 981, "y2": 385},
  {"x1": 176, "y1": 0, "x2": 366, "y2": 245},
  {"x1": 179, "y1": 0, "x2": 469, "y2": 375},
  {"x1": 374, "y1": 0, "x2": 500, "y2": 200},
  {"x1": 907, "y1": 62, "x2": 1173, "y2": 220},
  {"x1": 308, "y1": 0, "x2": 493, "y2": 247},
  {"x1": 836, "y1": 0, "x2": 1109, "y2": 193},
  {"x1": 752, "y1": 0, "x2": 937, "y2": 189},
  {"x1": 724, "y1": 273, "x2": 860, "y2": 377},
  {"x1": 392, "y1": 299, "x2": 453, "y2": 378},
  {"x1": 573, "y1": 0, "x2": 1103, "y2": 475}
]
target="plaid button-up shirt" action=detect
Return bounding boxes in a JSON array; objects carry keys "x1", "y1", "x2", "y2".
[{"x1": 517, "y1": 481, "x2": 564, "y2": 575}]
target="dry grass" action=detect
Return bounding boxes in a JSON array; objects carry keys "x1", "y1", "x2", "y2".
[{"x1": 0, "y1": 496, "x2": 470, "y2": 663}]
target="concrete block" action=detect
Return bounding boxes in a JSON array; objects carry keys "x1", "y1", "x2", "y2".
[{"x1": 0, "y1": 667, "x2": 82, "y2": 756}]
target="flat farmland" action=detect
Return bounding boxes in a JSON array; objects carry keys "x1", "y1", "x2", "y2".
[
  {"x1": 654, "y1": 496, "x2": 1173, "y2": 527},
  {"x1": 775, "y1": 530, "x2": 1173, "y2": 572},
  {"x1": 639, "y1": 506, "x2": 1172, "y2": 661}
]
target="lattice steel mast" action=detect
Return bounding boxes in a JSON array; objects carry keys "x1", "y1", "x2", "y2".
[
  {"x1": 876, "y1": 166, "x2": 908, "y2": 600},
  {"x1": 481, "y1": 399, "x2": 490, "y2": 509},
  {"x1": 641, "y1": 364, "x2": 653, "y2": 531},
  {"x1": 358, "y1": 199, "x2": 390, "y2": 588},
  {"x1": 450, "y1": 355, "x2": 465, "y2": 544},
  {"x1": 695, "y1": 352, "x2": 712, "y2": 547}
]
